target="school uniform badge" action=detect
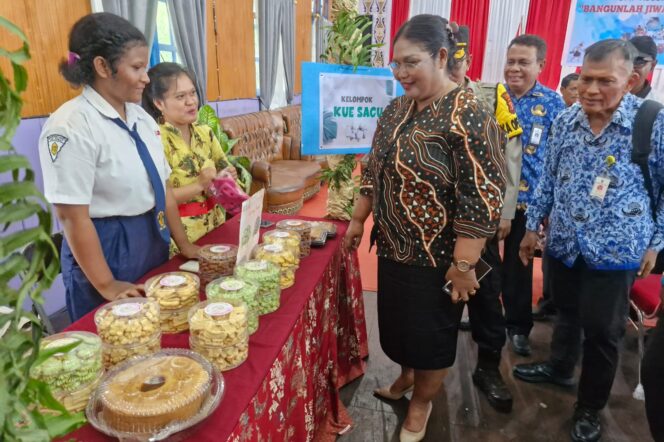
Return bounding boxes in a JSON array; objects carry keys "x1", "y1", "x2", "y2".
[{"x1": 46, "y1": 134, "x2": 68, "y2": 162}]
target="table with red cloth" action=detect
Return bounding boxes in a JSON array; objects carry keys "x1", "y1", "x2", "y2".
[{"x1": 61, "y1": 214, "x2": 369, "y2": 442}]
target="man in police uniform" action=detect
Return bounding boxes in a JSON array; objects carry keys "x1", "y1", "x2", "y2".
[
  {"x1": 448, "y1": 25, "x2": 523, "y2": 413},
  {"x1": 629, "y1": 35, "x2": 664, "y2": 103},
  {"x1": 502, "y1": 35, "x2": 565, "y2": 356}
]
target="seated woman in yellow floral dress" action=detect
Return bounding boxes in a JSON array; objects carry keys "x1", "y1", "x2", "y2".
[{"x1": 143, "y1": 63, "x2": 237, "y2": 254}]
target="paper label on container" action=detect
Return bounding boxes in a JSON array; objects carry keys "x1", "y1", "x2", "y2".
[
  {"x1": 246, "y1": 261, "x2": 268, "y2": 271},
  {"x1": 220, "y1": 280, "x2": 245, "y2": 291},
  {"x1": 112, "y1": 303, "x2": 142, "y2": 317},
  {"x1": 210, "y1": 245, "x2": 231, "y2": 254},
  {"x1": 160, "y1": 275, "x2": 186, "y2": 287},
  {"x1": 205, "y1": 302, "x2": 233, "y2": 317}
]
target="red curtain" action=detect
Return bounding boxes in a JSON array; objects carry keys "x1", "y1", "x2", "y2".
[
  {"x1": 525, "y1": 0, "x2": 573, "y2": 90},
  {"x1": 450, "y1": 0, "x2": 491, "y2": 81},
  {"x1": 390, "y1": 0, "x2": 411, "y2": 60}
]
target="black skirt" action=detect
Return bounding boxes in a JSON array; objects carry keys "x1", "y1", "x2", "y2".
[{"x1": 377, "y1": 257, "x2": 463, "y2": 370}]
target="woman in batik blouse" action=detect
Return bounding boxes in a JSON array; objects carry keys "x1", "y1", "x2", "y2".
[
  {"x1": 343, "y1": 15, "x2": 506, "y2": 442},
  {"x1": 143, "y1": 63, "x2": 237, "y2": 255}
]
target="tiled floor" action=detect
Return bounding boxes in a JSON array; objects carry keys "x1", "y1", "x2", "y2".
[{"x1": 338, "y1": 292, "x2": 653, "y2": 442}]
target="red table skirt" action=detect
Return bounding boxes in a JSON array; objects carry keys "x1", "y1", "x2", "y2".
[{"x1": 61, "y1": 214, "x2": 368, "y2": 441}]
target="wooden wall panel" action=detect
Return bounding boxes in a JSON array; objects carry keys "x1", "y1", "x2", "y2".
[
  {"x1": 294, "y1": 0, "x2": 313, "y2": 95},
  {"x1": 0, "y1": 0, "x2": 91, "y2": 117},
  {"x1": 206, "y1": 0, "x2": 256, "y2": 101}
]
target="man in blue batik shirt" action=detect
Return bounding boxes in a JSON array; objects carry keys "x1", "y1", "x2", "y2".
[
  {"x1": 515, "y1": 39, "x2": 664, "y2": 442},
  {"x1": 502, "y1": 34, "x2": 565, "y2": 357}
]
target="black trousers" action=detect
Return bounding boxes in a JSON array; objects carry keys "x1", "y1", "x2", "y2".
[
  {"x1": 536, "y1": 252, "x2": 556, "y2": 312},
  {"x1": 549, "y1": 256, "x2": 636, "y2": 410},
  {"x1": 502, "y1": 209, "x2": 534, "y2": 336},
  {"x1": 642, "y1": 313, "x2": 664, "y2": 442},
  {"x1": 468, "y1": 235, "x2": 506, "y2": 368}
]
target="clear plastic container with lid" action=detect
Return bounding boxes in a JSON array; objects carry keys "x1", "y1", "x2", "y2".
[
  {"x1": 206, "y1": 277, "x2": 259, "y2": 334},
  {"x1": 234, "y1": 260, "x2": 281, "y2": 314},
  {"x1": 275, "y1": 219, "x2": 312, "y2": 256},
  {"x1": 197, "y1": 244, "x2": 238, "y2": 286},
  {"x1": 188, "y1": 300, "x2": 249, "y2": 346},
  {"x1": 253, "y1": 243, "x2": 298, "y2": 288},
  {"x1": 189, "y1": 335, "x2": 248, "y2": 372},
  {"x1": 87, "y1": 349, "x2": 222, "y2": 438},
  {"x1": 263, "y1": 229, "x2": 301, "y2": 264},
  {"x1": 188, "y1": 301, "x2": 249, "y2": 371},
  {"x1": 145, "y1": 271, "x2": 200, "y2": 333},
  {"x1": 30, "y1": 331, "x2": 103, "y2": 412},
  {"x1": 95, "y1": 298, "x2": 160, "y2": 346},
  {"x1": 101, "y1": 331, "x2": 162, "y2": 369}
]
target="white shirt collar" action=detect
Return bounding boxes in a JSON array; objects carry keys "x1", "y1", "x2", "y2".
[{"x1": 82, "y1": 85, "x2": 140, "y2": 128}]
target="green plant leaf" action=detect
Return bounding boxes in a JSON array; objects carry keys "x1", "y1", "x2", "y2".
[
  {"x1": 0, "y1": 181, "x2": 45, "y2": 205},
  {"x1": 0, "y1": 16, "x2": 28, "y2": 43},
  {"x1": 0, "y1": 202, "x2": 42, "y2": 225},
  {"x1": 43, "y1": 412, "x2": 86, "y2": 439},
  {"x1": 0, "y1": 154, "x2": 31, "y2": 174},
  {"x1": 0, "y1": 227, "x2": 45, "y2": 258},
  {"x1": 12, "y1": 63, "x2": 28, "y2": 94}
]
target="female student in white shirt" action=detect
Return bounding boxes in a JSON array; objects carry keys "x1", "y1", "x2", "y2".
[{"x1": 39, "y1": 13, "x2": 199, "y2": 321}]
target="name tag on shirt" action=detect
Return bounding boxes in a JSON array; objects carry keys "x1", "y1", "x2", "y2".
[
  {"x1": 590, "y1": 176, "x2": 611, "y2": 202},
  {"x1": 530, "y1": 124, "x2": 544, "y2": 146}
]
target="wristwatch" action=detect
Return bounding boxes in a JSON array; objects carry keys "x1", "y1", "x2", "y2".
[{"x1": 453, "y1": 259, "x2": 476, "y2": 273}]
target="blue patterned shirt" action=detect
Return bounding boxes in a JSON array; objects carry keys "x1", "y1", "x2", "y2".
[
  {"x1": 507, "y1": 82, "x2": 565, "y2": 209},
  {"x1": 526, "y1": 94, "x2": 664, "y2": 270}
]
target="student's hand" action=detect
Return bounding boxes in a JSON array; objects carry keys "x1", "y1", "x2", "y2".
[
  {"x1": 219, "y1": 166, "x2": 238, "y2": 180},
  {"x1": 445, "y1": 265, "x2": 479, "y2": 303},
  {"x1": 198, "y1": 167, "x2": 217, "y2": 190},
  {"x1": 343, "y1": 219, "x2": 364, "y2": 251},
  {"x1": 519, "y1": 230, "x2": 539, "y2": 266},
  {"x1": 496, "y1": 219, "x2": 512, "y2": 241},
  {"x1": 99, "y1": 280, "x2": 144, "y2": 301},
  {"x1": 179, "y1": 243, "x2": 201, "y2": 260},
  {"x1": 638, "y1": 248, "x2": 658, "y2": 278}
]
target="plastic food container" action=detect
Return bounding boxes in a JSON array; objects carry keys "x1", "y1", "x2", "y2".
[
  {"x1": 253, "y1": 243, "x2": 298, "y2": 289},
  {"x1": 275, "y1": 219, "x2": 312, "y2": 256},
  {"x1": 309, "y1": 221, "x2": 337, "y2": 246},
  {"x1": 87, "y1": 349, "x2": 222, "y2": 437},
  {"x1": 53, "y1": 372, "x2": 103, "y2": 413},
  {"x1": 30, "y1": 331, "x2": 103, "y2": 412},
  {"x1": 189, "y1": 335, "x2": 249, "y2": 372},
  {"x1": 263, "y1": 229, "x2": 301, "y2": 264},
  {"x1": 234, "y1": 260, "x2": 281, "y2": 315},
  {"x1": 197, "y1": 244, "x2": 238, "y2": 286},
  {"x1": 188, "y1": 301, "x2": 248, "y2": 347},
  {"x1": 146, "y1": 272, "x2": 200, "y2": 333},
  {"x1": 95, "y1": 298, "x2": 160, "y2": 346},
  {"x1": 205, "y1": 278, "x2": 259, "y2": 334},
  {"x1": 101, "y1": 331, "x2": 162, "y2": 369}
]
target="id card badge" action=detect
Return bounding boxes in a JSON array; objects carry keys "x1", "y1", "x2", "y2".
[
  {"x1": 530, "y1": 124, "x2": 544, "y2": 146},
  {"x1": 590, "y1": 174, "x2": 611, "y2": 202}
]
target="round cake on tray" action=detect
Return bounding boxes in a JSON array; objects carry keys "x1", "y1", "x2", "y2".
[{"x1": 100, "y1": 354, "x2": 210, "y2": 433}]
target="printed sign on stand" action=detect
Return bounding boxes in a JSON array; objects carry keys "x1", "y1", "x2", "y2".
[{"x1": 236, "y1": 189, "x2": 264, "y2": 265}]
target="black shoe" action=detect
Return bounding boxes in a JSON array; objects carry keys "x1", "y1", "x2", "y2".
[
  {"x1": 513, "y1": 362, "x2": 575, "y2": 387},
  {"x1": 532, "y1": 306, "x2": 556, "y2": 322},
  {"x1": 509, "y1": 333, "x2": 532, "y2": 356},
  {"x1": 473, "y1": 367, "x2": 513, "y2": 413},
  {"x1": 571, "y1": 404, "x2": 601, "y2": 442},
  {"x1": 459, "y1": 319, "x2": 471, "y2": 331}
]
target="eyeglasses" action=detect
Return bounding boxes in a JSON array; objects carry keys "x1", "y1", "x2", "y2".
[
  {"x1": 389, "y1": 60, "x2": 424, "y2": 74},
  {"x1": 634, "y1": 56, "x2": 655, "y2": 67}
]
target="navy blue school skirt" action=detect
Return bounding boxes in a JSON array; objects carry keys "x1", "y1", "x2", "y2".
[{"x1": 61, "y1": 211, "x2": 169, "y2": 322}]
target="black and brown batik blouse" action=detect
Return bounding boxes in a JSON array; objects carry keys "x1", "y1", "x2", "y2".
[{"x1": 361, "y1": 87, "x2": 507, "y2": 268}]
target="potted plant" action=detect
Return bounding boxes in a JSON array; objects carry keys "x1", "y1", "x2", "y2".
[
  {"x1": 0, "y1": 17, "x2": 86, "y2": 441},
  {"x1": 320, "y1": 1, "x2": 380, "y2": 220},
  {"x1": 197, "y1": 104, "x2": 253, "y2": 194}
]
